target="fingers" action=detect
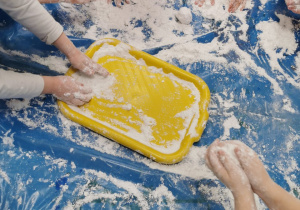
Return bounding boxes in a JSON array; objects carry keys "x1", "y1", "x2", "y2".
[
  {"x1": 195, "y1": 0, "x2": 207, "y2": 7},
  {"x1": 74, "y1": 92, "x2": 93, "y2": 102},
  {"x1": 240, "y1": 0, "x2": 247, "y2": 10},
  {"x1": 76, "y1": 82, "x2": 92, "y2": 94},
  {"x1": 228, "y1": 0, "x2": 247, "y2": 12},
  {"x1": 205, "y1": 139, "x2": 220, "y2": 170},
  {"x1": 206, "y1": 140, "x2": 229, "y2": 181},
  {"x1": 115, "y1": 0, "x2": 122, "y2": 7},
  {"x1": 77, "y1": 54, "x2": 109, "y2": 77},
  {"x1": 55, "y1": 76, "x2": 93, "y2": 106},
  {"x1": 93, "y1": 63, "x2": 110, "y2": 77},
  {"x1": 218, "y1": 150, "x2": 241, "y2": 176},
  {"x1": 287, "y1": 6, "x2": 300, "y2": 14},
  {"x1": 228, "y1": 0, "x2": 239, "y2": 12}
]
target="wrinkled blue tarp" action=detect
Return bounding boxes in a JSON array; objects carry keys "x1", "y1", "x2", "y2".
[{"x1": 0, "y1": 0, "x2": 299, "y2": 209}]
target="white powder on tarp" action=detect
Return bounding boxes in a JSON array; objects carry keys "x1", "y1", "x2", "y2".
[
  {"x1": 1, "y1": 130, "x2": 15, "y2": 148},
  {"x1": 63, "y1": 169, "x2": 177, "y2": 209},
  {"x1": 0, "y1": 47, "x2": 68, "y2": 74},
  {"x1": 142, "y1": 146, "x2": 215, "y2": 180},
  {"x1": 60, "y1": 1, "x2": 195, "y2": 49},
  {"x1": 256, "y1": 14, "x2": 300, "y2": 89},
  {"x1": 0, "y1": 168, "x2": 11, "y2": 184},
  {"x1": 223, "y1": 115, "x2": 241, "y2": 139}
]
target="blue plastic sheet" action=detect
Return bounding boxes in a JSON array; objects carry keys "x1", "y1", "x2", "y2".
[{"x1": 0, "y1": 0, "x2": 299, "y2": 209}]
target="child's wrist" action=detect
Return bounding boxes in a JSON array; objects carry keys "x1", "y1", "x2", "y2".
[
  {"x1": 255, "y1": 178, "x2": 277, "y2": 201},
  {"x1": 233, "y1": 190, "x2": 256, "y2": 210},
  {"x1": 42, "y1": 76, "x2": 59, "y2": 95}
]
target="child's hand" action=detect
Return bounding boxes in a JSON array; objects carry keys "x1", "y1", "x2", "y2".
[
  {"x1": 194, "y1": 0, "x2": 215, "y2": 8},
  {"x1": 107, "y1": 0, "x2": 130, "y2": 8},
  {"x1": 195, "y1": 0, "x2": 247, "y2": 13},
  {"x1": 68, "y1": 49, "x2": 109, "y2": 77},
  {"x1": 206, "y1": 139, "x2": 253, "y2": 197},
  {"x1": 228, "y1": 0, "x2": 247, "y2": 12},
  {"x1": 285, "y1": 0, "x2": 300, "y2": 14},
  {"x1": 206, "y1": 139, "x2": 257, "y2": 209},
  {"x1": 42, "y1": 76, "x2": 93, "y2": 106},
  {"x1": 53, "y1": 33, "x2": 109, "y2": 77},
  {"x1": 231, "y1": 141, "x2": 273, "y2": 196}
]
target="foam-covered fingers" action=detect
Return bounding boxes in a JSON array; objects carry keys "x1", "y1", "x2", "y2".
[
  {"x1": 228, "y1": 0, "x2": 243, "y2": 12},
  {"x1": 115, "y1": 0, "x2": 122, "y2": 7},
  {"x1": 205, "y1": 139, "x2": 219, "y2": 170},
  {"x1": 217, "y1": 150, "x2": 234, "y2": 172},
  {"x1": 286, "y1": 0, "x2": 300, "y2": 13},
  {"x1": 74, "y1": 92, "x2": 92, "y2": 103},
  {"x1": 240, "y1": 0, "x2": 247, "y2": 10},
  {"x1": 94, "y1": 63, "x2": 110, "y2": 77},
  {"x1": 55, "y1": 76, "x2": 93, "y2": 106},
  {"x1": 77, "y1": 82, "x2": 92, "y2": 94},
  {"x1": 195, "y1": 0, "x2": 206, "y2": 7},
  {"x1": 288, "y1": 6, "x2": 300, "y2": 14},
  {"x1": 75, "y1": 82, "x2": 93, "y2": 101},
  {"x1": 207, "y1": 141, "x2": 229, "y2": 180},
  {"x1": 79, "y1": 54, "x2": 109, "y2": 77}
]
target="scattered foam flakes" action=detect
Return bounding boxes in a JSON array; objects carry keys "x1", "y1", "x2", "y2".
[
  {"x1": 6, "y1": 99, "x2": 31, "y2": 111},
  {"x1": 1, "y1": 130, "x2": 15, "y2": 147},
  {"x1": 0, "y1": 168, "x2": 11, "y2": 184},
  {"x1": 222, "y1": 115, "x2": 241, "y2": 139}
]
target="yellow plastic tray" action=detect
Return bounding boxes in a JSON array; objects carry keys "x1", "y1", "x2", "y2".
[{"x1": 58, "y1": 38, "x2": 210, "y2": 164}]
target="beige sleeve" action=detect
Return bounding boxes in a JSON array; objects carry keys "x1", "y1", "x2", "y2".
[
  {"x1": 0, "y1": 70, "x2": 44, "y2": 99},
  {"x1": 0, "y1": 0, "x2": 63, "y2": 45}
]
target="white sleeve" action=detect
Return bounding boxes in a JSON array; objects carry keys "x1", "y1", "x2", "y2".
[
  {"x1": 0, "y1": 70, "x2": 44, "y2": 99},
  {"x1": 0, "y1": 0, "x2": 63, "y2": 45}
]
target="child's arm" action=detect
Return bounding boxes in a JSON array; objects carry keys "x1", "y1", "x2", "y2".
[
  {"x1": 0, "y1": 70, "x2": 44, "y2": 99},
  {"x1": 234, "y1": 142, "x2": 300, "y2": 210},
  {"x1": 0, "y1": 70, "x2": 92, "y2": 105},
  {"x1": 206, "y1": 139, "x2": 257, "y2": 210},
  {"x1": 0, "y1": 0, "x2": 109, "y2": 77}
]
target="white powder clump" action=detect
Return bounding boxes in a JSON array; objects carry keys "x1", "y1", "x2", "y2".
[
  {"x1": 1, "y1": 130, "x2": 15, "y2": 147},
  {"x1": 175, "y1": 7, "x2": 193, "y2": 25},
  {"x1": 92, "y1": 42, "x2": 136, "y2": 62},
  {"x1": 222, "y1": 114, "x2": 241, "y2": 139},
  {"x1": 72, "y1": 73, "x2": 117, "y2": 101},
  {"x1": 256, "y1": 15, "x2": 296, "y2": 63},
  {"x1": 6, "y1": 99, "x2": 31, "y2": 111}
]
